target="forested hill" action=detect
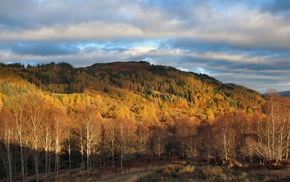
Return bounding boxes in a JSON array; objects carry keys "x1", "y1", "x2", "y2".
[
  {"x1": 0, "y1": 61, "x2": 263, "y2": 120},
  {"x1": 0, "y1": 61, "x2": 268, "y2": 180}
]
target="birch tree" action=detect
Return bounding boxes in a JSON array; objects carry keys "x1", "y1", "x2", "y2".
[
  {"x1": 51, "y1": 103, "x2": 67, "y2": 176},
  {"x1": 43, "y1": 117, "x2": 53, "y2": 182},
  {"x1": 175, "y1": 118, "x2": 197, "y2": 159},
  {"x1": 116, "y1": 119, "x2": 137, "y2": 173},
  {"x1": 213, "y1": 113, "x2": 237, "y2": 161},
  {"x1": 0, "y1": 110, "x2": 14, "y2": 182},
  {"x1": 103, "y1": 119, "x2": 117, "y2": 171},
  {"x1": 25, "y1": 92, "x2": 46, "y2": 182},
  {"x1": 136, "y1": 123, "x2": 151, "y2": 154},
  {"x1": 4, "y1": 94, "x2": 28, "y2": 181},
  {"x1": 76, "y1": 106, "x2": 101, "y2": 174},
  {"x1": 151, "y1": 123, "x2": 166, "y2": 158}
]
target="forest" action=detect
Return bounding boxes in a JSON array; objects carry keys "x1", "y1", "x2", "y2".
[{"x1": 0, "y1": 61, "x2": 289, "y2": 181}]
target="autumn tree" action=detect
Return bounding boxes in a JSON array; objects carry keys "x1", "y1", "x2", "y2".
[
  {"x1": 3, "y1": 94, "x2": 28, "y2": 181},
  {"x1": 197, "y1": 120, "x2": 213, "y2": 163},
  {"x1": 25, "y1": 91, "x2": 46, "y2": 182},
  {"x1": 175, "y1": 118, "x2": 197, "y2": 159},
  {"x1": 151, "y1": 123, "x2": 167, "y2": 158},
  {"x1": 103, "y1": 119, "x2": 117, "y2": 171},
  {"x1": 0, "y1": 109, "x2": 14, "y2": 182},
  {"x1": 47, "y1": 98, "x2": 67, "y2": 177},
  {"x1": 213, "y1": 113, "x2": 237, "y2": 161},
  {"x1": 251, "y1": 91, "x2": 290, "y2": 161},
  {"x1": 75, "y1": 105, "x2": 102, "y2": 174},
  {"x1": 116, "y1": 119, "x2": 137, "y2": 173},
  {"x1": 136, "y1": 123, "x2": 151, "y2": 154},
  {"x1": 282, "y1": 97, "x2": 290, "y2": 159},
  {"x1": 265, "y1": 91, "x2": 281, "y2": 160},
  {"x1": 231, "y1": 112, "x2": 252, "y2": 160},
  {"x1": 42, "y1": 112, "x2": 53, "y2": 181},
  {"x1": 240, "y1": 136, "x2": 257, "y2": 163}
]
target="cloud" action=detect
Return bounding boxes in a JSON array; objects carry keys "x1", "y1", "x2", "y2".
[
  {"x1": 261, "y1": 0, "x2": 290, "y2": 14},
  {"x1": 0, "y1": 0, "x2": 290, "y2": 93}
]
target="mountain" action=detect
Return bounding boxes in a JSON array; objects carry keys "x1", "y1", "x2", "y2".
[
  {"x1": 263, "y1": 90, "x2": 290, "y2": 97},
  {"x1": 278, "y1": 91, "x2": 290, "y2": 97},
  {"x1": 0, "y1": 61, "x2": 264, "y2": 120}
]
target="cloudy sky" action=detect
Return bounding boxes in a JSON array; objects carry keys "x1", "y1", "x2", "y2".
[{"x1": 1, "y1": 0, "x2": 290, "y2": 93}]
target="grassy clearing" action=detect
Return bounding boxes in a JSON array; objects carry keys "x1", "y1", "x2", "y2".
[{"x1": 138, "y1": 162, "x2": 290, "y2": 182}]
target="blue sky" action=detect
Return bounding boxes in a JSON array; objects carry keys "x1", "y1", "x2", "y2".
[{"x1": 0, "y1": 0, "x2": 290, "y2": 93}]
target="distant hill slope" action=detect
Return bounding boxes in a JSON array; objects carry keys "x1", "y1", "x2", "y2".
[
  {"x1": 0, "y1": 61, "x2": 264, "y2": 120},
  {"x1": 277, "y1": 91, "x2": 290, "y2": 97},
  {"x1": 263, "y1": 90, "x2": 290, "y2": 97}
]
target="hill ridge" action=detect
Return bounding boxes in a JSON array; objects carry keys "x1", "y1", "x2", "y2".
[{"x1": 0, "y1": 61, "x2": 264, "y2": 120}]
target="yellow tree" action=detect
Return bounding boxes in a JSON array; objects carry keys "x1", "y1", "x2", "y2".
[
  {"x1": 0, "y1": 109, "x2": 14, "y2": 182},
  {"x1": 240, "y1": 136, "x2": 257, "y2": 163},
  {"x1": 103, "y1": 119, "x2": 117, "y2": 171},
  {"x1": 254, "y1": 91, "x2": 290, "y2": 161},
  {"x1": 175, "y1": 118, "x2": 197, "y2": 159},
  {"x1": 3, "y1": 94, "x2": 28, "y2": 181},
  {"x1": 24, "y1": 91, "x2": 46, "y2": 182},
  {"x1": 151, "y1": 123, "x2": 166, "y2": 158},
  {"x1": 282, "y1": 97, "x2": 290, "y2": 159},
  {"x1": 136, "y1": 123, "x2": 151, "y2": 154},
  {"x1": 64, "y1": 111, "x2": 76, "y2": 170},
  {"x1": 213, "y1": 113, "x2": 237, "y2": 161},
  {"x1": 116, "y1": 119, "x2": 137, "y2": 173},
  {"x1": 265, "y1": 91, "x2": 280, "y2": 160},
  {"x1": 75, "y1": 105, "x2": 101, "y2": 174},
  {"x1": 46, "y1": 97, "x2": 67, "y2": 177},
  {"x1": 42, "y1": 111, "x2": 53, "y2": 181}
]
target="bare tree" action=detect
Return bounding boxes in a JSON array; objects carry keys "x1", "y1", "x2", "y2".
[
  {"x1": 284, "y1": 101, "x2": 290, "y2": 159},
  {"x1": 43, "y1": 117, "x2": 53, "y2": 182},
  {"x1": 240, "y1": 136, "x2": 257, "y2": 163},
  {"x1": 256, "y1": 90, "x2": 284, "y2": 161},
  {"x1": 175, "y1": 118, "x2": 197, "y2": 159},
  {"x1": 151, "y1": 124, "x2": 166, "y2": 158},
  {"x1": 4, "y1": 94, "x2": 28, "y2": 181},
  {"x1": 25, "y1": 92, "x2": 46, "y2": 182},
  {"x1": 197, "y1": 120, "x2": 213, "y2": 163},
  {"x1": 213, "y1": 113, "x2": 237, "y2": 161},
  {"x1": 51, "y1": 104, "x2": 67, "y2": 177},
  {"x1": 249, "y1": 91, "x2": 290, "y2": 162},
  {"x1": 136, "y1": 123, "x2": 151, "y2": 154},
  {"x1": 0, "y1": 110, "x2": 14, "y2": 182},
  {"x1": 76, "y1": 106, "x2": 101, "y2": 175},
  {"x1": 116, "y1": 119, "x2": 137, "y2": 173},
  {"x1": 103, "y1": 119, "x2": 117, "y2": 172},
  {"x1": 64, "y1": 124, "x2": 73, "y2": 170}
]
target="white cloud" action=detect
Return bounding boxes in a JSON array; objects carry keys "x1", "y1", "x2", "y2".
[
  {"x1": 1, "y1": 0, "x2": 290, "y2": 92},
  {"x1": 123, "y1": 46, "x2": 157, "y2": 57}
]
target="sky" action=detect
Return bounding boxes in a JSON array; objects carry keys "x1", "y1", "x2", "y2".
[{"x1": 0, "y1": 0, "x2": 290, "y2": 93}]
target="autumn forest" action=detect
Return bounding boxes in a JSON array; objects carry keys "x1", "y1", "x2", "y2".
[{"x1": 0, "y1": 61, "x2": 290, "y2": 181}]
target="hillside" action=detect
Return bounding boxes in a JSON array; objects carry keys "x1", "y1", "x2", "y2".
[
  {"x1": 3, "y1": 61, "x2": 290, "y2": 182},
  {"x1": 279, "y1": 91, "x2": 290, "y2": 97},
  {"x1": 0, "y1": 61, "x2": 263, "y2": 120}
]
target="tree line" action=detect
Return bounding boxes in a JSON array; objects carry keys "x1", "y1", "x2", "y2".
[
  {"x1": 0, "y1": 87, "x2": 289, "y2": 181},
  {"x1": 0, "y1": 61, "x2": 263, "y2": 115}
]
